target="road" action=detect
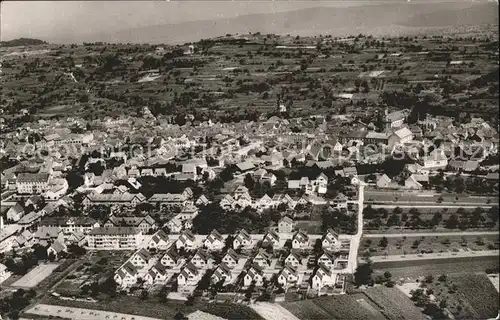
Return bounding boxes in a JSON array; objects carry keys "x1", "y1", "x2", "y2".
[
  {"x1": 366, "y1": 249, "x2": 499, "y2": 263},
  {"x1": 348, "y1": 182, "x2": 365, "y2": 273},
  {"x1": 363, "y1": 230, "x2": 499, "y2": 238},
  {"x1": 369, "y1": 204, "x2": 495, "y2": 209}
]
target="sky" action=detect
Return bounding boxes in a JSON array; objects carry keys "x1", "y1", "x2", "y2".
[
  {"x1": 1, "y1": 1, "x2": 490, "y2": 43},
  {"x1": 0, "y1": 1, "x2": 407, "y2": 41}
]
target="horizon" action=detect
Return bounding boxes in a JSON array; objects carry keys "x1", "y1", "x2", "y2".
[{"x1": 1, "y1": 0, "x2": 496, "y2": 44}]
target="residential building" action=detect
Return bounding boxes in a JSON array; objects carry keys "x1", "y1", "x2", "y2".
[
  {"x1": 176, "y1": 230, "x2": 196, "y2": 250},
  {"x1": 291, "y1": 230, "x2": 309, "y2": 249},
  {"x1": 147, "y1": 230, "x2": 169, "y2": 250},
  {"x1": 278, "y1": 216, "x2": 294, "y2": 233},
  {"x1": 16, "y1": 173, "x2": 51, "y2": 194},
  {"x1": 243, "y1": 265, "x2": 264, "y2": 287},
  {"x1": 203, "y1": 229, "x2": 225, "y2": 251},
  {"x1": 277, "y1": 266, "x2": 299, "y2": 288},
  {"x1": 39, "y1": 216, "x2": 99, "y2": 237},
  {"x1": 87, "y1": 227, "x2": 143, "y2": 250},
  {"x1": 311, "y1": 264, "x2": 337, "y2": 290},
  {"x1": 322, "y1": 228, "x2": 341, "y2": 249},
  {"x1": 222, "y1": 249, "x2": 240, "y2": 268},
  {"x1": 233, "y1": 229, "x2": 252, "y2": 249},
  {"x1": 104, "y1": 215, "x2": 157, "y2": 234},
  {"x1": 160, "y1": 249, "x2": 180, "y2": 268},
  {"x1": 114, "y1": 262, "x2": 138, "y2": 288},
  {"x1": 177, "y1": 262, "x2": 200, "y2": 286},
  {"x1": 129, "y1": 248, "x2": 152, "y2": 268},
  {"x1": 211, "y1": 263, "x2": 232, "y2": 285}
]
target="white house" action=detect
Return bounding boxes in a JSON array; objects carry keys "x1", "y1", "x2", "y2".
[
  {"x1": 262, "y1": 229, "x2": 280, "y2": 247},
  {"x1": 243, "y1": 265, "x2": 264, "y2": 287},
  {"x1": 222, "y1": 249, "x2": 240, "y2": 268},
  {"x1": 211, "y1": 263, "x2": 232, "y2": 285},
  {"x1": 114, "y1": 262, "x2": 138, "y2": 288},
  {"x1": 278, "y1": 216, "x2": 294, "y2": 233},
  {"x1": 0, "y1": 263, "x2": 11, "y2": 284},
  {"x1": 160, "y1": 249, "x2": 180, "y2": 268},
  {"x1": 129, "y1": 248, "x2": 152, "y2": 268},
  {"x1": 203, "y1": 229, "x2": 225, "y2": 251},
  {"x1": 322, "y1": 228, "x2": 341, "y2": 249},
  {"x1": 177, "y1": 262, "x2": 200, "y2": 286},
  {"x1": 252, "y1": 250, "x2": 272, "y2": 269},
  {"x1": 291, "y1": 230, "x2": 309, "y2": 249},
  {"x1": 190, "y1": 249, "x2": 213, "y2": 269},
  {"x1": 311, "y1": 264, "x2": 337, "y2": 290},
  {"x1": 176, "y1": 230, "x2": 196, "y2": 250},
  {"x1": 317, "y1": 251, "x2": 336, "y2": 268},
  {"x1": 147, "y1": 230, "x2": 169, "y2": 250},
  {"x1": 233, "y1": 229, "x2": 252, "y2": 249},
  {"x1": 277, "y1": 266, "x2": 299, "y2": 288},
  {"x1": 284, "y1": 251, "x2": 302, "y2": 268}
]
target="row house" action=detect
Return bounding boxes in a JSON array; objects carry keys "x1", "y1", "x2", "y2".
[
  {"x1": 148, "y1": 193, "x2": 188, "y2": 208},
  {"x1": 104, "y1": 215, "x2": 157, "y2": 234},
  {"x1": 16, "y1": 173, "x2": 51, "y2": 194},
  {"x1": 82, "y1": 193, "x2": 146, "y2": 207},
  {"x1": 87, "y1": 227, "x2": 143, "y2": 250},
  {"x1": 233, "y1": 229, "x2": 252, "y2": 249}
]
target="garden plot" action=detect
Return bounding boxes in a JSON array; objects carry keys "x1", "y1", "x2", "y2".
[{"x1": 12, "y1": 263, "x2": 60, "y2": 288}]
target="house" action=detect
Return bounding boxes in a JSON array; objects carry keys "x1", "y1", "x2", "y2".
[
  {"x1": 87, "y1": 227, "x2": 143, "y2": 250},
  {"x1": 6, "y1": 203, "x2": 24, "y2": 222},
  {"x1": 233, "y1": 229, "x2": 252, "y2": 249},
  {"x1": 147, "y1": 230, "x2": 169, "y2": 250},
  {"x1": 313, "y1": 173, "x2": 328, "y2": 194},
  {"x1": 421, "y1": 149, "x2": 448, "y2": 170},
  {"x1": 16, "y1": 173, "x2": 50, "y2": 194},
  {"x1": 220, "y1": 194, "x2": 235, "y2": 210},
  {"x1": 13, "y1": 230, "x2": 34, "y2": 249},
  {"x1": 211, "y1": 263, "x2": 232, "y2": 285},
  {"x1": 385, "y1": 109, "x2": 406, "y2": 131},
  {"x1": 148, "y1": 193, "x2": 187, "y2": 208},
  {"x1": 160, "y1": 249, "x2": 180, "y2": 267},
  {"x1": 195, "y1": 195, "x2": 210, "y2": 206},
  {"x1": 40, "y1": 216, "x2": 100, "y2": 237},
  {"x1": 243, "y1": 265, "x2": 264, "y2": 287},
  {"x1": 252, "y1": 250, "x2": 272, "y2": 268},
  {"x1": 47, "y1": 240, "x2": 67, "y2": 259},
  {"x1": 176, "y1": 230, "x2": 195, "y2": 250},
  {"x1": 82, "y1": 192, "x2": 146, "y2": 207},
  {"x1": 35, "y1": 226, "x2": 64, "y2": 247},
  {"x1": 317, "y1": 251, "x2": 336, "y2": 268},
  {"x1": 388, "y1": 127, "x2": 413, "y2": 147},
  {"x1": 144, "y1": 263, "x2": 168, "y2": 285},
  {"x1": 114, "y1": 262, "x2": 138, "y2": 288},
  {"x1": 376, "y1": 174, "x2": 392, "y2": 188},
  {"x1": 190, "y1": 249, "x2": 213, "y2": 268},
  {"x1": 262, "y1": 229, "x2": 280, "y2": 247},
  {"x1": 67, "y1": 231, "x2": 86, "y2": 246},
  {"x1": 277, "y1": 266, "x2": 299, "y2": 288},
  {"x1": 177, "y1": 262, "x2": 200, "y2": 286},
  {"x1": 278, "y1": 216, "x2": 294, "y2": 233},
  {"x1": 322, "y1": 228, "x2": 341, "y2": 249},
  {"x1": 0, "y1": 263, "x2": 12, "y2": 284},
  {"x1": 203, "y1": 229, "x2": 225, "y2": 251},
  {"x1": 291, "y1": 230, "x2": 309, "y2": 249},
  {"x1": 311, "y1": 264, "x2": 337, "y2": 290},
  {"x1": 104, "y1": 215, "x2": 157, "y2": 234},
  {"x1": 404, "y1": 175, "x2": 423, "y2": 190},
  {"x1": 129, "y1": 248, "x2": 152, "y2": 268},
  {"x1": 331, "y1": 193, "x2": 348, "y2": 210},
  {"x1": 166, "y1": 217, "x2": 183, "y2": 234},
  {"x1": 284, "y1": 251, "x2": 302, "y2": 267},
  {"x1": 222, "y1": 249, "x2": 240, "y2": 268}
]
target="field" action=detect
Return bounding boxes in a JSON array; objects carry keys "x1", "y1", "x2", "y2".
[
  {"x1": 24, "y1": 304, "x2": 160, "y2": 320},
  {"x1": 372, "y1": 255, "x2": 499, "y2": 278},
  {"x1": 11, "y1": 263, "x2": 60, "y2": 288},
  {"x1": 281, "y1": 289, "x2": 424, "y2": 320},
  {"x1": 39, "y1": 295, "x2": 263, "y2": 320},
  {"x1": 425, "y1": 274, "x2": 499, "y2": 319},
  {"x1": 363, "y1": 287, "x2": 428, "y2": 320},
  {"x1": 360, "y1": 234, "x2": 499, "y2": 257}
]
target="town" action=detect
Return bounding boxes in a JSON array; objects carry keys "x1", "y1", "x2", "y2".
[{"x1": 0, "y1": 6, "x2": 499, "y2": 320}]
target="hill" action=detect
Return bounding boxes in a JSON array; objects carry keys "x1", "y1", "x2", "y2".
[
  {"x1": 0, "y1": 38, "x2": 47, "y2": 47},
  {"x1": 97, "y1": 2, "x2": 497, "y2": 44}
]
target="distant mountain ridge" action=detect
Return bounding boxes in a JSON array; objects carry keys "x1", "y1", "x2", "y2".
[
  {"x1": 1, "y1": 38, "x2": 47, "y2": 47},
  {"x1": 97, "y1": 2, "x2": 498, "y2": 44}
]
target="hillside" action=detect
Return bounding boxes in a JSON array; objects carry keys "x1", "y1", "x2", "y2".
[
  {"x1": 98, "y1": 2, "x2": 497, "y2": 44},
  {"x1": 0, "y1": 38, "x2": 47, "y2": 47}
]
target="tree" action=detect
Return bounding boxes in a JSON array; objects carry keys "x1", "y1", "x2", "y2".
[
  {"x1": 244, "y1": 173, "x2": 255, "y2": 190},
  {"x1": 383, "y1": 271, "x2": 392, "y2": 281},
  {"x1": 386, "y1": 214, "x2": 400, "y2": 227},
  {"x1": 354, "y1": 262, "x2": 373, "y2": 286},
  {"x1": 245, "y1": 281, "x2": 256, "y2": 300},
  {"x1": 445, "y1": 214, "x2": 459, "y2": 229},
  {"x1": 379, "y1": 237, "x2": 388, "y2": 248}
]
